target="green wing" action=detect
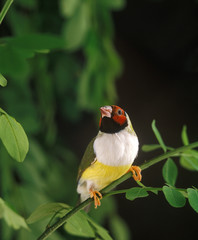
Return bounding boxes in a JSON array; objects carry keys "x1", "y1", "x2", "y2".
[
  {"x1": 126, "y1": 112, "x2": 137, "y2": 135},
  {"x1": 77, "y1": 137, "x2": 96, "y2": 181}
]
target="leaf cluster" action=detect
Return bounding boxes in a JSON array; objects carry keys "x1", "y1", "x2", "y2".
[
  {"x1": 32, "y1": 122, "x2": 198, "y2": 240},
  {"x1": 125, "y1": 158, "x2": 198, "y2": 213},
  {"x1": 138, "y1": 121, "x2": 198, "y2": 212},
  {"x1": 60, "y1": 0, "x2": 124, "y2": 110},
  {"x1": 27, "y1": 202, "x2": 113, "y2": 240}
]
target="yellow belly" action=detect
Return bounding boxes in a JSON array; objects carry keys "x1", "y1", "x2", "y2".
[{"x1": 81, "y1": 161, "x2": 131, "y2": 190}]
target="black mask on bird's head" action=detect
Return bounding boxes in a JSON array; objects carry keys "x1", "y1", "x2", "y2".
[{"x1": 99, "y1": 105, "x2": 128, "y2": 133}]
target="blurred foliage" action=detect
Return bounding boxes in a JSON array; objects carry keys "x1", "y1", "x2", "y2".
[
  {"x1": 0, "y1": 0, "x2": 128, "y2": 239},
  {"x1": 140, "y1": 123, "x2": 198, "y2": 212},
  {"x1": 1, "y1": 0, "x2": 198, "y2": 239}
]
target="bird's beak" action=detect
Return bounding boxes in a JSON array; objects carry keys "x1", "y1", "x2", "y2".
[{"x1": 100, "y1": 106, "x2": 112, "y2": 118}]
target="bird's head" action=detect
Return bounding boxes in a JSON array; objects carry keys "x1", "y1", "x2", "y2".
[{"x1": 99, "y1": 105, "x2": 132, "y2": 133}]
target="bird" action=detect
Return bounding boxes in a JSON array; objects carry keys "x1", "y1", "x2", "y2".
[{"x1": 77, "y1": 105, "x2": 142, "y2": 209}]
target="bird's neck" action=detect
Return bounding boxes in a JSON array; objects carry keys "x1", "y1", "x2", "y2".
[{"x1": 99, "y1": 117, "x2": 128, "y2": 133}]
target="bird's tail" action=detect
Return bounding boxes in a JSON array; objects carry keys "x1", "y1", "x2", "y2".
[{"x1": 76, "y1": 194, "x2": 91, "y2": 212}]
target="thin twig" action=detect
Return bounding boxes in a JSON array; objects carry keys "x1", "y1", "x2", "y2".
[{"x1": 37, "y1": 141, "x2": 198, "y2": 240}]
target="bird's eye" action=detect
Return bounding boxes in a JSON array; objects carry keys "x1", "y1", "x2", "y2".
[{"x1": 117, "y1": 109, "x2": 122, "y2": 115}]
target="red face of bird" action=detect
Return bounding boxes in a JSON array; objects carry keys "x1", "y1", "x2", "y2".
[{"x1": 99, "y1": 105, "x2": 128, "y2": 133}]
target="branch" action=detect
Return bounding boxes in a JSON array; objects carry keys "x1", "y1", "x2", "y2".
[{"x1": 37, "y1": 141, "x2": 198, "y2": 240}]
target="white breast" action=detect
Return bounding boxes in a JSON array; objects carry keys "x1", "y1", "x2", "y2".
[{"x1": 93, "y1": 129, "x2": 139, "y2": 166}]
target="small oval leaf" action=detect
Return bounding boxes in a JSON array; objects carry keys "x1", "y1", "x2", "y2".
[
  {"x1": 187, "y1": 188, "x2": 198, "y2": 213},
  {"x1": 162, "y1": 158, "x2": 178, "y2": 186},
  {"x1": 126, "y1": 187, "x2": 149, "y2": 201},
  {"x1": 162, "y1": 186, "x2": 186, "y2": 208},
  {"x1": 151, "y1": 120, "x2": 167, "y2": 152},
  {"x1": 141, "y1": 144, "x2": 161, "y2": 152},
  {"x1": 0, "y1": 73, "x2": 7, "y2": 87},
  {"x1": 0, "y1": 112, "x2": 29, "y2": 162},
  {"x1": 180, "y1": 155, "x2": 198, "y2": 171},
  {"x1": 181, "y1": 125, "x2": 189, "y2": 146}
]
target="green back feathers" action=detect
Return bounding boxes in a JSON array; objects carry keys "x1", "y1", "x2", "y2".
[
  {"x1": 77, "y1": 137, "x2": 96, "y2": 181},
  {"x1": 125, "y1": 112, "x2": 136, "y2": 135}
]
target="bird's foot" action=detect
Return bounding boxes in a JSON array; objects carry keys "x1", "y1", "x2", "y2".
[
  {"x1": 128, "y1": 165, "x2": 142, "y2": 181},
  {"x1": 90, "y1": 190, "x2": 102, "y2": 209}
]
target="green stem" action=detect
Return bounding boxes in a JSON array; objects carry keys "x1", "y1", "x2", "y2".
[
  {"x1": 46, "y1": 207, "x2": 68, "y2": 229},
  {"x1": 140, "y1": 141, "x2": 198, "y2": 170},
  {"x1": 104, "y1": 186, "x2": 187, "y2": 198},
  {"x1": 0, "y1": 0, "x2": 13, "y2": 24},
  {"x1": 37, "y1": 198, "x2": 92, "y2": 240},
  {"x1": 37, "y1": 141, "x2": 198, "y2": 240}
]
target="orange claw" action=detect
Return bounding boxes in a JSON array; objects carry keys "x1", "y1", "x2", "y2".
[
  {"x1": 128, "y1": 165, "x2": 142, "y2": 181},
  {"x1": 90, "y1": 190, "x2": 102, "y2": 209}
]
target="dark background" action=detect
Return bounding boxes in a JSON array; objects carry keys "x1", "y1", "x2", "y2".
[{"x1": 110, "y1": 0, "x2": 198, "y2": 239}]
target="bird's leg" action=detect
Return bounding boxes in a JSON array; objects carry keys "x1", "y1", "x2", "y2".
[
  {"x1": 89, "y1": 188, "x2": 103, "y2": 209},
  {"x1": 128, "y1": 165, "x2": 142, "y2": 181}
]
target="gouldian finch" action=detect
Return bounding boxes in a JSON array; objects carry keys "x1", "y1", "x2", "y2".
[{"x1": 77, "y1": 105, "x2": 141, "y2": 208}]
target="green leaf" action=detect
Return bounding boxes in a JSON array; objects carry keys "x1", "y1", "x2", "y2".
[
  {"x1": 88, "y1": 219, "x2": 112, "y2": 240},
  {"x1": 7, "y1": 34, "x2": 65, "y2": 51},
  {"x1": 180, "y1": 155, "x2": 198, "y2": 171},
  {"x1": 181, "y1": 125, "x2": 189, "y2": 145},
  {"x1": 0, "y1": 198, "x2": 28, "y2": 230},
  {"x1": 8, "y1": 8, "x2": 34, "y2": 36},
  {"x1": 62, "y1": 2, "x2": 90, "y2": 50},
  {"x1": 0, "y1": 73, "x2": 7, "y2": 87},
  {"x1": 0, "y1": 110, "x2": 29, "y2": 162},
  {"x1": 101, "y1": 0, "x2": 126, "y2": 10},
  {"x1": 162, "y1": 158, "x2": 178, "y2": 186},
  {"x1": 59, "y1": 0, "x2": 81, "y2": 17},
  {"x1": 125, "y1": 187, "x2": 149, "y2": 201},
  {"x1": 189, "y1": 150, "x2": 198, "y2": 158},
  {"x1": 187, "y1": 188, "x2": 198, "y2": 213},
  {"x1": 141, "y1": 144, "x2": 161, "y2": 152},
  {"x1": 151, "y1": 120, "x2": 167, "y2": 152},
  {"x1": 64, "y1": 211, "x2": 95, "y2": 238},
  {"x1": 26, "y1": 202, "x2": 70, "y2": 224},
  {"x1": 16, "y1": 0, "x2": 37, "y2": 9},
  {"x1": 109, "y1": 215, "x2": 130, "y2": 240},
  {"x1": 83, "y1": 211, "x2": 112, "y2": 240},
  {"x1": 162, "y1": 186, "x2": 186, "y2": 208},
  {"x1": 0, "y1": 45, "x2": 29, "y2": 78},
  {"x1": 0, "y1": 108, "x2": 6, "y2": 114}
]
